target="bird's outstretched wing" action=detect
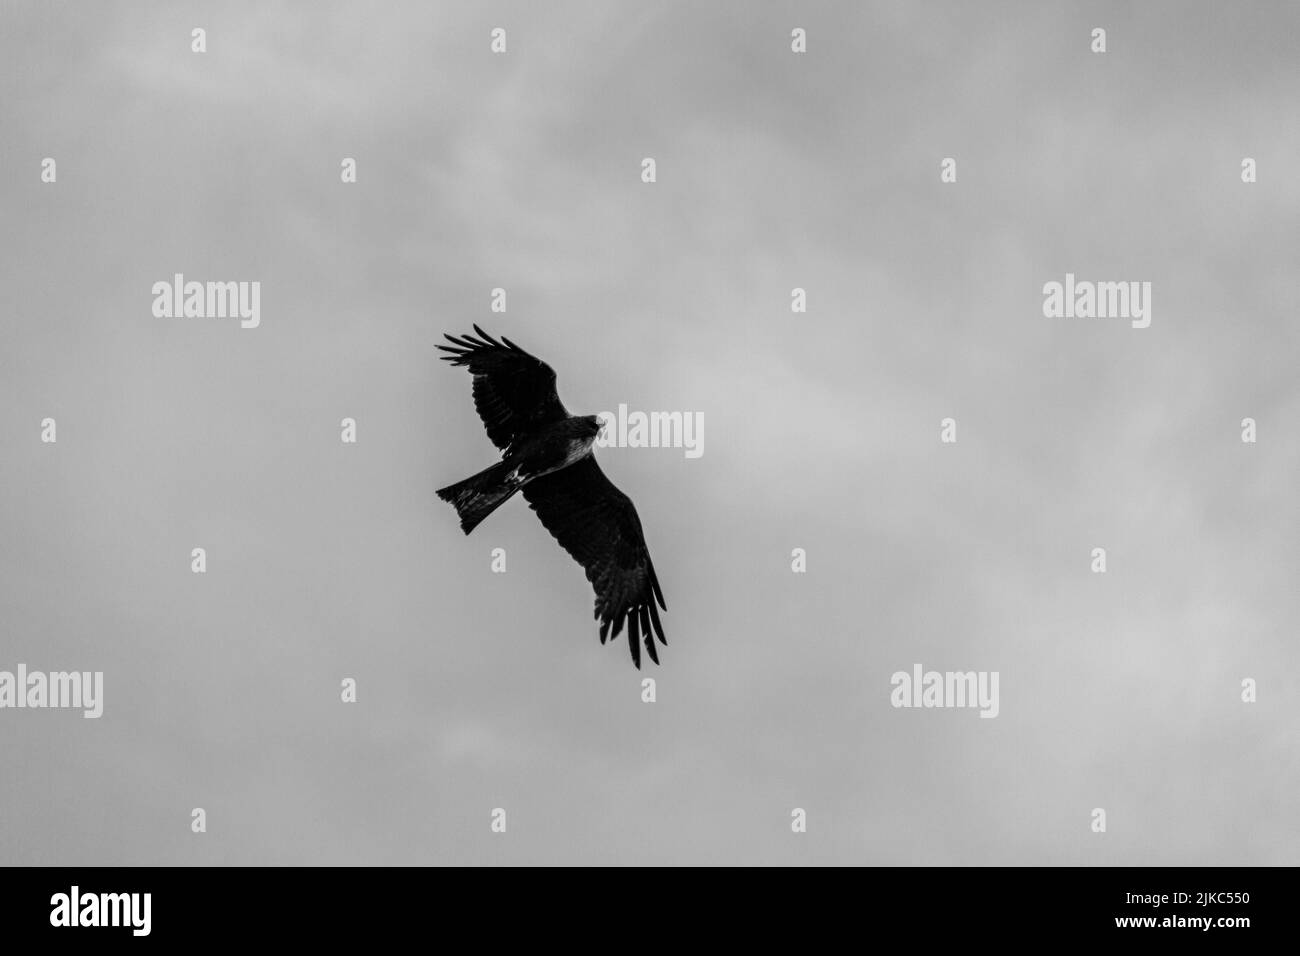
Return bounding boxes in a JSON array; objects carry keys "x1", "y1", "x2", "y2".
[
  {"x1": 522, "y1": 456, "x2": 668, "y2": 668},
  {"x1": 436, "y1": 325, "x2": 569, "y2": 451}
]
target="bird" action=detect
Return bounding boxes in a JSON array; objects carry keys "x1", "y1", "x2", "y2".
[{"x1": 435, "y1": 325, "x2": 668, "y2": 667}]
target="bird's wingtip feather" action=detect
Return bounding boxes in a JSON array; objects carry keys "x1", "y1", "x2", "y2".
[{"x1": 472, "y1": 324, "x2": 503, "y2": 347}]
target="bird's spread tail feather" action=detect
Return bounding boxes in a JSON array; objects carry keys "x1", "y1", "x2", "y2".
[{"x1": 437, "y1": 461, "x2": 521, "y2": 534}]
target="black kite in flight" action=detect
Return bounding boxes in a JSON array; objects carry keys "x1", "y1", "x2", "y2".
[{"x1": 436, "y1": 326, "x2": 668, "y2": 667}]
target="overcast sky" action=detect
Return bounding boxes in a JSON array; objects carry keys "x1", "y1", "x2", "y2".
[{"x1": 1, "y1": 0, "x2": 1296, "y2": 865}]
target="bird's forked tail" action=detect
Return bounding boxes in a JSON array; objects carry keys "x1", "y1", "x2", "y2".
[{"x1": 436, "y1": 460, "x2": 522, "y2": 534}]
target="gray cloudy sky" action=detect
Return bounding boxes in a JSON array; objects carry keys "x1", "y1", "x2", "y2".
[{"x1": 1, "y1": 1, "x2": 1297, "y2": 865}]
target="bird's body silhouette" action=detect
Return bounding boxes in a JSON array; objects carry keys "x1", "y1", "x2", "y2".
[{"x1": 436, "y1": 326, "x2": 668, "y2": 667}]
